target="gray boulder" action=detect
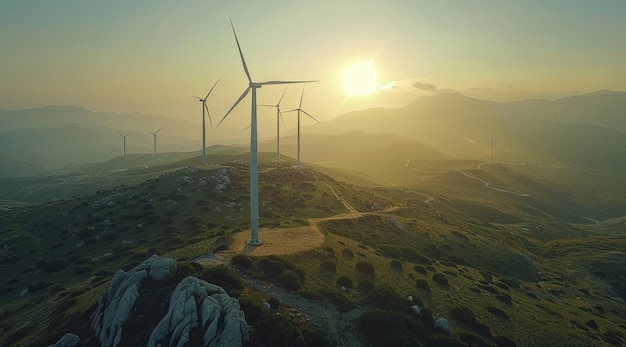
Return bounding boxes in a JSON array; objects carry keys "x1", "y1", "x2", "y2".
[
  {"x1": 148, "y1": 276, "x2": 249, "y2": 347},
  {"x1": 90, "y1": 255, "x2": 177, "y2": 347},
  {"x1": 434, "y1": 317, "x2": 451, "y2": 335},
  {"x1": 48, "y1": 333, "x2": 80, "y2": 347}
]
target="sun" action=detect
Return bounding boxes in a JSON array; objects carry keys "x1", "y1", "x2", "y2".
[{"x1": 342, "y1": 61, "x2": 378, "y2": 96}]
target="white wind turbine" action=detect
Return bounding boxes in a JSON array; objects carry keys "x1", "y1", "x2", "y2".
[
  {"x1": 193, "y1": 78, "x2": 220, "y2": 165},
  {"x1": 146, "y1": 125, "x2": 163, "y2": 165},
  {"x1": 284, "y1": 84, "x2": 320, "y2": 168},
  {"x1": 115, "y1": 132, "x2": 130, "y2": 170},
  {"x1": 217, "y1": 18, "x2": 316, "y2": 246},
  {"x1": 259, "y1": 86, "x2": 288, "y2": 160}
]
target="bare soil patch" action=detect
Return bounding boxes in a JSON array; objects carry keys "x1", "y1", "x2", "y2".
[{"x1": 228, "y1": 225, "x2": 324, "y2": 256}]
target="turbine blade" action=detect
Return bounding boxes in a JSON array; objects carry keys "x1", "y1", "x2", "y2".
[
  {"x1": 279, "y1": 110, "x2": 286, "y2": 127},
  {"x1": 229, "y1": 18, "x2": 252, "y2": 84},
  {"x1": 204, "y1": 77, "x2": 221, "y2": 99},
  {"x1": 277, "y1": 86, "x2": 289, "y2": 105},
  {"x1": 299, "y1": 84, "x2": 305, "y2": 108},
  {"x1": 260, "y1": 80, "x2": 317, "y2": 85},
  {"x1": 301, "y1": 109, "x2": 320, "y2": 123},
  {"x1": 192, "y1": 96, "x2": 202, "y2": 100},
  {"x1": 241, "y1": 124, "x2": 251, "y2": 131},
  {"x1": 258, "y1": 104, "x2": 275, "y2": 107},
  {"x1": 156, "y1": 125, "x2": 164, "y2": 134},
  {"x1": 204, "y1": 103, "x2": 213, "y2": 128},
  {"x1": 282, "y1": 109, "x2": 298, "y2": 113},
  {"x1": 217, "y1": 86, "x2": 251, "y2": 128}
]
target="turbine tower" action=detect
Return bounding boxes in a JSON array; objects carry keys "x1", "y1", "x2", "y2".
[
  {"x1": 259, "y1": 86, "x2": 288, "y2": 160},
  {"x1": 217, "y1": 18, "x2": 316, "y2": 246},
  {"x1": 193, "y1": 78, "x2": 220, "y2": 165},
  {"x1": 146, "y1": 125, "x2": 163, "y2": 165},
  {"x1": 284, "y1": 84, "x2": 320, "y2": 168},
  {"x1": 116, "y1": 132, "x2": 130, "y2": 170}
]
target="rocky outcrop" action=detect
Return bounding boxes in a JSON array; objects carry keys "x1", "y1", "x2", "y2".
[
  {"x1": 148, "y1": 276, "x2": 249, "y2": 347},
  {"x1": 90, "y1": 254, "x2": 177, "y2": 347},
  {"x1": 48, "y1": 333, "x2": 80, "y2": 347},
  {"x1": 89, "y1": 254, "x2": 248, "y2": 347}
]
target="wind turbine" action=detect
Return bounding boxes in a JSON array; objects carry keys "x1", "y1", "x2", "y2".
[
  {"x1": 284, "y1": 84, "x2": 320, "y2": 168},
  {"x1": 146, "y1": 125, "x2": 163, "y2": 165},
  {"x1": 193, "y1": 78, "x2": 220, "y2": 165},
  {"x1": 259, "y1": 86, "x2": 288, "y2": 160},
  {"x1": 216, "y1": 18, "x2": 316, "y2": 246},
  {"x1": 115, "y1": 132, "x2": 130, "y2": 170}
]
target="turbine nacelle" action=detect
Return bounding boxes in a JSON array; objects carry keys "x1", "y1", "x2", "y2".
[{"x1": 250, "y1": 82, "x2": 262, "y2": 88}]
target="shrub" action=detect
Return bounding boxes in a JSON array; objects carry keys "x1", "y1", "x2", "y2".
[
  {"x1": 342, "y1": 248, "x2": 354, "y2": 259},
  {"x1": 390, "y1": 259, "x2": 403, "y2": 272},
  {"x1": 202, "y1": 264, "x2": 244, "y2": 292},
  {"x1": 485, "y1": 306, "x2": 509, "y2": 319},
  {"x1": 319, "y1": 261, "x2": 337, "y2": 273},
  {"x1": 415, "y1": 279, "x2": 431, "y2": 292},
  {"x1": 258, "y1": 258, "x2": 285, "y2": 278},
  {"x1": 336, "y1": 276, "x2": 353, "y2": 289},
  {"x1": 367, "y1": 286, "x2": 409, "y2": 312},
  {"x1": 267, "y1": 297, "x2": 280, "y2": 310},
  {"x1": 231, "y1": 254, "x2": 256, "y2": 270},
  {"x1": 357, "y1": 279, "x2": 374, "y2": 293},
  {"x1": 279, "y1": 270, "x2": 302, "y2": 291},
  {"x1": 355, "y1": 261, "x2": 376, "y2": 277},
  {"x1": 432, "y1": 272, "x2": 449, "y2": 287},
  {"x1": 495, "y1": 335, "x2": 517, "y2": 347},
  {"x1": 254, "y1": 312, "x2": 305, "y2": 347},
  {"x1": 301, "y1": 326, "x2": 331, "y2": 347},
  {"x1": 426, "y1": 334, "x2": 466, "y2": 347},
  {"x1": 413, "y1": 265, "x2": 428, "y2": 275},
  {"x1": 39, "y1": 259, "x2": 68, "y2": 272},
  {"x1": 238, "y1": 296, "x2": 262, "y2": 325},
  {"x1": 359, "y1": 308, "x2": 423, "y2": 347}
]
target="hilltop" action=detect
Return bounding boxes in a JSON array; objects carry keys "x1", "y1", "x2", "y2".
[{"x1": 1, "y1": 151, "x2": 625, "y2": 346}]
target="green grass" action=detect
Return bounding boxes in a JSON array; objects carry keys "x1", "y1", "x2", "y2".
[{"x1": 1, "y1": 149, "x2": 625, "y2": 346}]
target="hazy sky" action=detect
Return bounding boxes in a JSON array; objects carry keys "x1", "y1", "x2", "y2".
[{"x1": 1, "y1": 0, "x2": 625, "y2": 130}]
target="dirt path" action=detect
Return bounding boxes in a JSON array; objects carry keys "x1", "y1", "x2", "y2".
[{"x1": 212, "y1": 182, "x2": 402, "y2": 346}]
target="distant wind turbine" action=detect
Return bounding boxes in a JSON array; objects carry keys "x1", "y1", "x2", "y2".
[
  {"x1": 193, "y1": 78, "x2": 220, "y2": 165},
  {"x1": 259, "y1": 86, "x2": 288, "y2": 160},
  {"x1": 115, "y1": 132, "x2": 130, "y2": 170},
  {"x1": 146, "y1": 125, "x2": 163, "y2": 165},
  {"x1": 216, "y1": 18, "x2": 316, "y2": 246},
  {"x1": 284, "y1": 84, "x2": 320, "y2": 168}
]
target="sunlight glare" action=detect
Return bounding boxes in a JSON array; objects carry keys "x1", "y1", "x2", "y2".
[{"x1": 342, "y1": 61, "x2": 378, "y2": 96}]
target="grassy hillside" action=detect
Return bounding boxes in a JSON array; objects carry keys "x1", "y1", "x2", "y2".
[{"x1": 1, "y1": 150, "x2": 625, "y2": 346}]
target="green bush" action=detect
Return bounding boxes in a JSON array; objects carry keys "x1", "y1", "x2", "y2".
[
  {"x1": 319, "y1": 261, "x2": 337, "y2": 273},
  {"x1": 425, "y1": 334, "x2": 466, "y2": 347},
  {"x1": 355, "y1": 261, "x2": 376, "y2": 277},
  {"x1": 359, "y1": 308, "x2": 423, "y2": 347},
  {"x1": 415, "y1": 279, "x2": 431, "y2": 292},
  {"x1": 390, "y1": 259, "x2": 403, "y2": 272},
  {"x1": 336, "y1": 276, "x2": 353, "y2": 289},
  {"x1": 258, "y1": 258, "x2": 286, "y2": 278},
  {"x1": 367, "y1": 286, "x2": 410, "y2": 312},
  {"x1": 237, "y1": 296, "x2": 262, "y2": 325},
  {"x1": 301, "y1": 326, "x2": 332, "y2": 347},
  {"x1": 432, "y1": 272, "x2": 449, "y2": 287},
  {"x1": 254, "y1": 312, "x2": 305, "y2": 347},
  {"x1": 39, "y1": 259, "x2": 68, "y2": 272},
  {"x1": 231, "y1": 254, "x2": 256, "y2": 270},
  {"x1": 413, "y1": 265, "x2": 428, "y2": 275},
  {"x1": 357, "y1": 279, "x2": 374, "y2": 293},
  {"x1": 202, "y1": 264, "x2": 245, "y2": 292},
  {"x1": 342, "y1": 248, "x2": 354, "y2": 259},
  {"x1": 279, "y1": 270, "x2": 302, "y2": 291}
]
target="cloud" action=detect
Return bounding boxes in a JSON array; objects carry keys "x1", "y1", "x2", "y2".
[{"x1": 377, "y1": 78, "x2": 438, "y2": 93}]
